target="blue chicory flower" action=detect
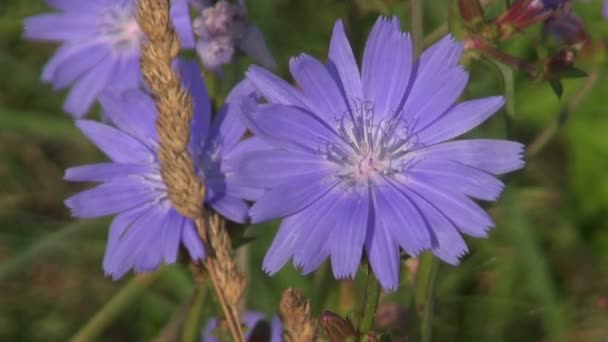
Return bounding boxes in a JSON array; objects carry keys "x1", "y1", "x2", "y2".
[
  {"x1": 236, "y1": 17, "x2": 525, "y2": 290},
  {"x1": 191, "y1": 0, "x2": 276, "y2": 73},
  {"x1": 64, "y1": 60, "x2": 258, "y2": 279},
  {"x1": 202, "y1": 311, "x2": 282, "y2": 342},
  {"x1": 23, "y1": 0, "x2": 195, "y2": 117}
]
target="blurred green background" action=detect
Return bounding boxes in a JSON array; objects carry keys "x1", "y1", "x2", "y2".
[{"x1": 1, "y1": 0, "x2": 608, "y2": 341}]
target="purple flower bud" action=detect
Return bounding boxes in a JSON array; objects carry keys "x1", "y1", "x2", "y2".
[
  {"x1": 192, "y1": 0, "x2": 276, "y2": 71},
  {"x1": 196, "y1": 36, "x2": 235, "y2": 71},
  {"x1": 544, "y1": 8, "x2": 588, "y2": 48}
]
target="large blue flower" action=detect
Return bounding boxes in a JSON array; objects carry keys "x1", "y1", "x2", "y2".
[
  {"x1": 24, "y1": 0, "x2": 194, "y2": 117},
  {"x1": 237, "y1": 17, "x2": 525, "y2": 290},
  {"x1": 64, "y1": 60, "x2": 257, "y2": 279}
]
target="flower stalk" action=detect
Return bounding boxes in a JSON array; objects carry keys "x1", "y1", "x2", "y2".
[
  {"x1": 357, "y1": 264, "x2": 382, "y2": 339},
  {"x1": 135, "y1": 0, "x2": 245, "y2": 340}
]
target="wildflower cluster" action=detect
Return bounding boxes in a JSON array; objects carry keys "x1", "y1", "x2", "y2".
[{"x1": 26, "y1": 0, "x2": 606, "y2": 339}]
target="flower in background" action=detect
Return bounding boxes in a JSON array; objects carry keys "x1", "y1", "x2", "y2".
[
  {"x1": 191, "y1": 0, "x2": 276, "y2": 72},
  {"x1": 64, "y1": 60, "x2": 257, "y2": 279},
  {"x1": 544, "y1": 7, "x2": 588, "y2": 48},
  {"x1": 23, "y1": 0, "x2": 195, "y2": 117},
  {"x1": 237, "y1": 17, "x2": 525, "y2": 290},
  {"x1": 497, "y1": 0, "x2": 569, "y2": 31},
  {"x1": 203, "y1": 312, "x2": 282, "y2": 342}
]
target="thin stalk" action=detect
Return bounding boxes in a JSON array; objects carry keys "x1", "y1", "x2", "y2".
[
  {"x1": 181, "y1": 285, "x2": 208, "y2": 342},
  {"x1": 357, "y1": 264, "x2": 382, "y2": 339},
  {"x1": 527, "y1": 71, "x2": 599, "y2": 157},
  {"x1": 411, "y1": 0, "x2": 424, "y2": 57},
  {"x1": 415, "y1": 253, "x2": 439, "y2": 342},
  {"x1": 423, "y1": 23, "x2": 448, "y2": 47},
  {"x1": 71, "y1": 272, "x2": 160, "y2": 342},
  {"x1": 194, "y1": 216, "x2": 245, "y2": 342}
]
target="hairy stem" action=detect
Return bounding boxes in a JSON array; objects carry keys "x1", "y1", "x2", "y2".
[
  {"x1": 357, "y1": 264, "x2": 382, "y2": 339},
  {"x1": 180, "y1": 284, "x2": 208, "y2": 342},
  {"x1": 415, "y1": 253, "x2": 439, "y2": 342}
]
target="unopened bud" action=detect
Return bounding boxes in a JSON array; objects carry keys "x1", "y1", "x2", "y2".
[
  {"x1": 319, "y1": 310, "x2": 356, "y2": 342},
  {"x1": 458, "y1": 0, "x2": 485, "y2": 25},
  {"x1": 544, "y1": 9, "x2": 588, "y2": 50},
  {"x1": 497, "y1": 0, "x2": 569, "y2": 39}
]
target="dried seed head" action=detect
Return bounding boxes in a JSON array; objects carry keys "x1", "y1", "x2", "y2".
[{"x1": 279, "y1": 289, "x2": 317, "y2": 342}]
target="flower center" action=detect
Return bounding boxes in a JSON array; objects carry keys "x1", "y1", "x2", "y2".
[
  {"x1": 98, "y1": 5, "x2": 143, "y2": 54},
  {"x1": 320, "y1": 100, "x2": 420, "y2": 189}
]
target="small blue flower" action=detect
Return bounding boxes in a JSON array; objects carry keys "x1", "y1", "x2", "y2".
[
  {"x1": 202, "y1": 311, "x2": 282, "y2": 342},
  {"x1": 191, "y1": 0, "x2": 276, "y2": 73},
  {"x1": 236, "y1": 17, "x2": 525, "y2": 290},
  {"x1": 64, "y1": 60, "x2": 258, "y2": 279},
  {"x1": 24, "y1": 0, "x2": 195, "y2": 117}
]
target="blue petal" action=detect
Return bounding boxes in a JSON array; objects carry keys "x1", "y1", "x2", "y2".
[
  {"x1": 208, "y1": 194, "x2": 249, "y2": 224},
  {"x1": 209, "y1": 79, "x2": 255, "y2": 152},
  {"x1": 406, "y1": 177, "x2": 495, "y2": 238},
  {"x1": 405, "y1": 189, "x2": 469, "y2": 264},
  {"x1": 361, "y1": 17, "x2": 413, "y2": 122},
  {"x1": 24, "y1": 13, "x2": 97, "y2": 41},
  {"x1": 242, "y1": 103, "x2": 342, "y2": 153},
  {"x1": 416, "y1": 139, "x2": 526, "y2": 175},
  {"x1": 329, "y1": 189, "x2": 369, "y2": 279},
  {"x1": 64, "y1": 57, "x2": 117, "y2": 117},
  {"x1": 250, "y1": 172, "x2": 340, "y2": 223},
  {"x1": 404, "y1": 67, "x2": 468, "y2": 130},
  {"x1": 417, "y1": 96, "x2": 505, "y2": 145},
  {"x1": 182, "y1": 218, "x2": 205, "y2": 261},
  {"x1": 365, "y1": 205, "x2": 401, "y2": 291},
  {"x1": 98, "y1": 89, "x2": 158, "y2": 146},
  {"x1": 65, "y1": 180, "x2": 157, "y2": 218},
  {"x1": 171, "y1": 0, "x2": 195, "y2": 49},
  {"x1": 104, "y1": 205, "x2": 170, "y2": 279},
  {"x1": 293, "y1": 192, "x2": 342, "y2": 274},
  {"x1": 373, "y1": 180, "x2": 435, "y2": 256},
  {"x1": 103, "y1": 204, "x2": 152, "y2": 274},
  {"x1": 41, "y1": 41, "x2": 109, "y2": 89},
  {"x1": 289, "y1": 53, "x2": 348, "y2": 123},
  {"x1": 179, "y1": 60, "x2": 211, "y2": 151},
  {"x1": 408, "y1": 159, "x2": 505, "y2": 201},
  {"x1": 327, "y1": 19, "x2": 362, "y2": 111},
  {"x1": 64, "y1": 163, "x2": 152, "y2": 183},
  {"x1": 238, "y1": 25, "x2": 277, "y2": 69},
  {"x1": 246, "y1": 65, "x2": 312, "y2": 109},
  {"x1": 75, "y1": 120, "x2": 154, "y2": 163},
  {"x1": 233, "y1": 149, "x2": 335, "y2": 188}
]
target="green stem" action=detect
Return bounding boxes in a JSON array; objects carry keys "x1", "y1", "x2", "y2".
[
  {"x1": 415, "y1": 253, "x2": 439, "y2": 342},
  {"x1": 181, "y1": 285, "x2": 208, "y2": 342},
  {"x1": 411, "y1": 0, "x2": 424, "y2": 57},
  {"x1": 423, "y1": 23, "x2": 448, "y2": 48},
  {"x1": 71, "y1": 272, "x2": 160, "y2": 342},
  {"x1": 357, "y1": 264, "x2": 382, "y2": 339}
]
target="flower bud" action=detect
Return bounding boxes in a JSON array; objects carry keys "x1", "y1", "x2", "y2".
[
  {"x1": 544, "y1": 8, "x2": 588, "y2": 50},
  {"x1": 497, "y1": 0, "x2": 568, "y2": 38},
  {"x1": 458, "y1": 0, "x2": 485, "y2": 25},
  {"x1": 319, "y1": 310, "x2": 356, "y2": 341}
]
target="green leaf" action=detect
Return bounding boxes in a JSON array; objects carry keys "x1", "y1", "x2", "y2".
[{"x1": 549, "y1": 79, "x2": 564, "y2": 98}]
